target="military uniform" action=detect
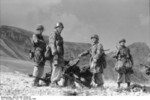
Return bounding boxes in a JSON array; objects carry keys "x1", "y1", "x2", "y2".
[
  {"x1": 48, "y1": 29, "x2": 64, "y2": 85},
  {"x1": 79, "y1": 38, "x2": 106, "y2": 86},
  {"x1": 115, "y1": 44, "x2": 133, "y2": 85},
  {"x1": 32, "y1": 33, "x2": 46, "y2": 86}
]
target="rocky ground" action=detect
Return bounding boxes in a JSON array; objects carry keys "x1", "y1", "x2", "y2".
[{"x1": 0, "y1": 71, "x2": 150, "y2": 96}]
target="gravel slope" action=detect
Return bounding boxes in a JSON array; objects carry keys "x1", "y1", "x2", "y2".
[{"x1": 0, "y1": 72, "x2": 150, "y2": 96}]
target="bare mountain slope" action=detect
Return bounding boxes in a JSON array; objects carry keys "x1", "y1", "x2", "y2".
[
  {"x1": 0, "y1": 25, "x2": 150, "y2": 83},
  {"x1": 1, "y1": 72, "x2": 150, "y2": 96},
  {"x1": 0, "y1": 25, "x2": 90, "y2": 61}
]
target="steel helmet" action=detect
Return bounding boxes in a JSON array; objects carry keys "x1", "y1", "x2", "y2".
[
  {"x1": 119, "y1": 39, "x2": 126, "y2": 43},
  {"x1": 91, "y1": 34, "x2": 99, "y2": 40},
  {"x1": 55, "y1": 22, "x2": 64, "y2": 29},
  {"x1": 36, "y1": 24, "x2": 44, "y2": 30}
]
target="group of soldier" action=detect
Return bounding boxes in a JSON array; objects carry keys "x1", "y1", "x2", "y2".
[{"x1": 30, "y1": 22, "x2": 150, "y2": 89}]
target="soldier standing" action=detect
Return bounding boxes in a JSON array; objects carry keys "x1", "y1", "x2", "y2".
[
  {"x1": 31, "y1": 25, "x2": 46, "y2": 86},
  {"x1": 48, "y1": 22, "x2": 64, "y2": 87},
  {"x1": 114, "y1": 39, "x2": 134, "y2": 88},
  {"x1": 78, "y1": 34, "x2": 106, "y2": 87}
]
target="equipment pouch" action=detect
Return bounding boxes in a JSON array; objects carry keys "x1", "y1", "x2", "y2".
[
  {"x1": 45, "y1": 47, "x2": 53, "y2": 60},
  {"x1": 115, "y1": 60, "x2": 126, "y2": 74},
  {"x1": 34, "y1": 49, "x2": 44, "y2": 65}
]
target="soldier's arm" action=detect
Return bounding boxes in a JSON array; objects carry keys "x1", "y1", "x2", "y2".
[
  {"x1": 38, "y1": 39, "x2": 45, "y2": 43},
  {"x1": 32, "y1": 34, "x2": 38, "y2": 44},
  {"x1": 39, "y1": 36, "x2": 45, "y2": 43},
  {"x1": 93, "y1": 44, "x2": 103, "y2": 61},
  {"x1": 31, "y1": 34, "x2": 38, "y2": 52},
  {"x1": 128, "y1": 49, "x2": 134, "y2": 65},
  {"x1": 78, "y1": 50, "x2": 90, "y2": 58},
  {"x1": 32, "y1": 34, "x2": 43, "y2": 42},
  {"x1": 130, "y1": 55, "x2": 134, "y2": 65},
  {"x1": 62, "y1": 38, "x2": 64, "y2": 56},
  {"x1": 49, "y1": 32, "x2": 57, "y2": 55},
  {"x1": 113, "y1": 51, "x2": 119, "y2": 59},
  {"x1": 113, "y1": 46, "x2": 121, "y2": 59}
]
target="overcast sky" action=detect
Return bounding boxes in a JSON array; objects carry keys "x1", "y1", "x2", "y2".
[{"x1": 1, "y1": 0, "x2": 150, "y2": 50}]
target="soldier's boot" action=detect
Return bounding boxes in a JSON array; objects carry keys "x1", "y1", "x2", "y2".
[
  {"x1": 71, "y1": 84, "x2": 76, "y2": 89},
  {"x1": 90, "y1": 74, "x2": 96, "y2": 87},
  {"x1": 127, "y1": 82, "x2": 130, "y2": 88},
  {"x1": 142, "y1": 86, "x2": 146, "y2": 92},
  {"x1": 32, "y1": 78, "x2": 40, "y2": 87},
  {"x1": 97, "y1": 83, "x2": 104, "y2": 88},
  {"x1": 117, "y1": 82, "x2": 121, "y2": 88},
  {"x1": 50, "y1": 81, "x2": 58, "y2": 87},
  {"x1": 90, "y1": 80, "x2": 97, "y2": 87},
  {"x1": 61, "y1": 78, "x2": 66, "y2": 87}
]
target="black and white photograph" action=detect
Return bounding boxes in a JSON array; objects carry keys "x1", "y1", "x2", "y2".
[{"x1": 0, "y1": 0, "x2": 150, "y2": 98}]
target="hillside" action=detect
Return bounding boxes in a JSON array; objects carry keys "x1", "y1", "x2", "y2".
[
  {"x1": 0, "y1": 25, "x2": 90, "y2": 74},
  {"x1": 0, "y1": 25, "x2": 150, "y2": 84},
  {"x1": 0, "y1": 25, "x2": 90, "y2": 61},
  {"x1": 1, "y1": 72, "x2": 150, "y2": 96}
]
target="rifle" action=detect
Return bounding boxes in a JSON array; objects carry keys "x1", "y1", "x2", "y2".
[
  {"x1": 28, "y1": 73, "x2": 51, "y2": 86},
  {"x1": 126, "y1": 83, "x2": 146, "y2": 92}
]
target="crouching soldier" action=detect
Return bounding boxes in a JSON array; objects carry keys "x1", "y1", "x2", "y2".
[
  {"x1": 78, "y1": 34, "x2": 106, "y2": 87},
  {"x1": 48, "y1": 22, "x2": 65, "y2": 87},
  {"x1": 31, "y1": 25, "x2": 46, "y2": 86},
  {"x1": 114, "y1": 39, "x2": 134, "y2": 88}
]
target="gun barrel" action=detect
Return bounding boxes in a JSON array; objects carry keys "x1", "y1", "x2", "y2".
[
  {"x1": 28, "y1": 74, "x2": 45, "y2": 81},
  {"x1": 74, "y1": 77, "x2": 90, "y2": 88},
  {"x1": 140, "y1": 64, "x2": 150, "y2": 68}
]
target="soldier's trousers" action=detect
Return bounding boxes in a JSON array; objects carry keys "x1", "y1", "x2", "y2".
[
  {"x1": 32, "y1": 65, "x2": 44, "y2": 85},
  {"x1": 94, "y1": 72, "x2": 104, "y2": 86},
  {"x1": 49, "y1": 59, "x2": 53, "y2": 73},
  {"x1": 117, "y1": 73, "x2": 131, "y2": 83},
  {"x1": 51, "y1": 60, "x2": 64, "y2": 83}
]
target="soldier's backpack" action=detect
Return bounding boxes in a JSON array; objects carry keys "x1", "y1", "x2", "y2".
[
  {"x1": 33, "y1": 40, "x2": 46, "y2": 65},
  {"x1": 101, "y1": 53, "x2": 107, "y2": 69},
  {"x1": 115, "y1": 60, "x2": 126, "y2": 74},
  {"x1": 125, "y1": 59, "x2": 134, "y2": 74}
]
